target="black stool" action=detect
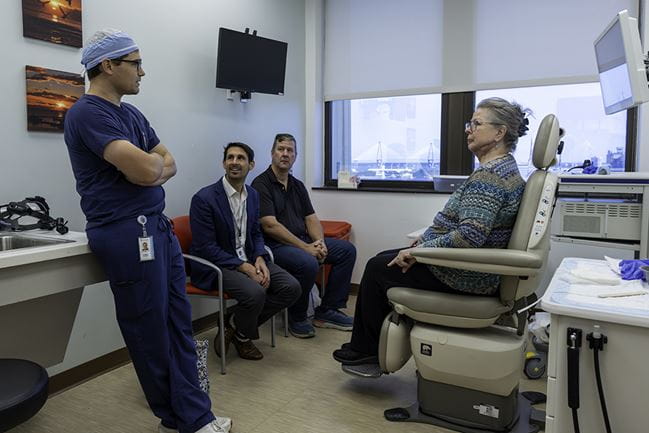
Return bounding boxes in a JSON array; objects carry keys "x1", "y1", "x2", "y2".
[{"x1": 0, "y1": 359, "x2": 49, "y2": 432}]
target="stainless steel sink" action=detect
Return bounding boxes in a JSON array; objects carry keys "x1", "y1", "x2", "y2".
[{"x1": 0, "y1": 234, "x2": 73, "y2": 252}]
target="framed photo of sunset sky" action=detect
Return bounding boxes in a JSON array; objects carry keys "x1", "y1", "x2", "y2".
[
  {"x1": 22, "y1": 0, "x2": 82, "y2": 48},
  {"x1": 26, "y1": 66, "x2": 84, "y2": 132}
]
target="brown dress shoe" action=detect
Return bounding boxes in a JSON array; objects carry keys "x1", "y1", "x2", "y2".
[
  {"x1": 232, "y1": 337, "x2": 264, "y2": 360},
  {"x1": 214, "y1": 326, "x2": 235, "y2": 358}
]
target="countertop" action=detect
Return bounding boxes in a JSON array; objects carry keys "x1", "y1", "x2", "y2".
[{"x1": 0, "y1": 230, "x2": 92, "y2": 270}]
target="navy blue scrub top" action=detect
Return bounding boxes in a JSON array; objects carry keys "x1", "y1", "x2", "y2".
[{"x1": 64, "y1": 94, "x2": 164, "y2": 229}]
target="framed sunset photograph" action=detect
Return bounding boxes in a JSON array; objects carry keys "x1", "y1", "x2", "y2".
[
  {"x1": 26, "y1": 66, "x2": 84, "y2": 132},
  {"x1": 22, "y1": 0, "x2": 82, "y2": 48}
]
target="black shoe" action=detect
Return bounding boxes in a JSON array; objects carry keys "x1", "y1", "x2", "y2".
[
  {"x1": 333, "y1": 346, "x2": 378, "y2": 365},
  {"x1": 233, "y1": 337, "x2": 264, "y2": 360},
  {"x1": 214, "y1": 326, "x2": 235, "y2": 358},
  {"x1": 224, "y1": 311, "x2": 234, "y2": 330}
]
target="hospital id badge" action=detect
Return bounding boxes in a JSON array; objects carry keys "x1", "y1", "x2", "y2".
[
  {"x1": 139, "y1": 236, "x2": 155, "y2": 262},
  {"x1": 236, "y1": 247, "x2": 246, "y2": 261}
]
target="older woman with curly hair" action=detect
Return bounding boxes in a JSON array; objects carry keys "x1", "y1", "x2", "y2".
[{"x1": 333, "y1": 97, "x2": 532, "y2": 366}]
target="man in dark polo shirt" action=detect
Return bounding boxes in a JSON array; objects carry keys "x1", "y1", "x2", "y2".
[{"x1": 251, "y1": 133, "x2": 356, "y2": 338}]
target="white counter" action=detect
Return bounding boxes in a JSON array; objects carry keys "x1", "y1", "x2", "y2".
[
  {"x1": 0, "y1": 229, "x2": 92, "y2": 269},
  {"x1": 541, "y1": 257, "x2": 649, "y2": 433},
  {"x1": 0, "y1": 230, "x2": 106, "y2": 367}
]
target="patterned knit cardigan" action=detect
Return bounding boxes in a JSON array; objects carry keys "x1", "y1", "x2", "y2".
[{"x1": 419, "y1": 153, "x2": 525, "y2": 295}]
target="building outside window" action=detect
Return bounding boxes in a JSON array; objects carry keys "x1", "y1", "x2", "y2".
[
  {"x1": 326, "y1": 83, "x2": 631, "y2": 189},
  {"x1": 476, "y1": 83, "x2": 628, "y2": 177},
  {"x1": 328, "y1": 94, "x2": 442, "y2": 183}
]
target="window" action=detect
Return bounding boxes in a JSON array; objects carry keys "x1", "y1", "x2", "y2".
[
  {"x1": 326, "y1": 94, "x2": 442, "y2": 188},
  {"x1": 476, "y1": 83, "x2": 630, "y2": 177},
  {"x1": 325, "y1": 83, "x2": 634, "y2": 190}
]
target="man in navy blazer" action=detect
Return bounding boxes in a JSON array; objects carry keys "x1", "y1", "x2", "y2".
[{"x1": 190, "y1": 142, "x2": 300, "y2": 360}]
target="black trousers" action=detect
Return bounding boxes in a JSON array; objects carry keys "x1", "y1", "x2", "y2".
[
  {"x1": 221, "y1": 262, "x2": 300, "y2": 339},
  {"x1": 350, "y1": 248, "x2": 456, "y2": 356}
]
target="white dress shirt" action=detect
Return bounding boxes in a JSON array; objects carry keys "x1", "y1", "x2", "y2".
[{"x1": 222, "y1": 176, "x2": 248, "y2": 262}]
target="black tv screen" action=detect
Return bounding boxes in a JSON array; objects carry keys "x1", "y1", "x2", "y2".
[{"x1": 215, "y1": 28, "x2": 288, "y2": 95}]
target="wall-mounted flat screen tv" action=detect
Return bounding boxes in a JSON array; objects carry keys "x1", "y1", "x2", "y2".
[{"x1": 215, "y1": 27, "x2": 288, "y2": 95}]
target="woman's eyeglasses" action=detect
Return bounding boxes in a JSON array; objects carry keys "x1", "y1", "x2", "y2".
[{"x1": 465, "y1": 120, "x2": 501, "y2": 131}]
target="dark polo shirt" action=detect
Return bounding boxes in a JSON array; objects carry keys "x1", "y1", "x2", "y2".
[{"x1": 251, "y1": 165, "x2": 315, "y2": 247}]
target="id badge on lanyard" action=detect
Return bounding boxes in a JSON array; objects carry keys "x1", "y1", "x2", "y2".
[
  {"x1": 235, "y1": 246, "x2": 246, "y2": 261},
  {"x1": 137, "y1": 215, "x2": 155, "y2": 262}
]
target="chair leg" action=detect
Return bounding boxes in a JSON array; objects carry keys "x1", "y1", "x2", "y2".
[
  {"x1": 218, "y1": 304, "x2": 226, "y2": 375},
  {"x1": 270, "y1": 316, "x2": 276, "y2": 348},
  {"x1": 283, "y1": 308, "x2": 289, "y2": 337}
]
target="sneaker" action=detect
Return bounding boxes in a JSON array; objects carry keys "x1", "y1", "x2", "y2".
[
  {"x1": 288, "y1": 319, "x2": 316, "y2": 338},
  {"x1": 157, "y1": 423, "x2": 178, "y2": 433},
  {"x1": 313, "y1": 309, "x2": 353, "y2": 331},
  {"x1": 196, "y1": 416, "x2": 232, "y2": 433},
  {"x1": 232, "y1": 336, "x2": 264, "y2": 360}
]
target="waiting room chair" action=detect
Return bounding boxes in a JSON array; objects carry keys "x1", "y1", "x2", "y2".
[
  {"x1": 171, "y1": 215, "x2": 288, "y2": 375},
  {"x1": 354, "y1": 114, "x2": 563, "y2": 433},
  {"x1": 0, "y1": 358, "x2": 48, "y2": 432},
  {"x1": 315, "y1": 220, "x2": 353, "y2": 298}
]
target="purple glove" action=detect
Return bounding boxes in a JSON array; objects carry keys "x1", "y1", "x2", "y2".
[
  {"x1": 582, "y1": 165, "x2": 598, "y2": 174},
  {"x1": 619, "y1": 259, "x2": 649, "y2": 280}
]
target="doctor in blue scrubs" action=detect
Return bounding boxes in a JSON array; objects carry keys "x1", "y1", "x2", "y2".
[{"x1": 64, "y1": 29, "x2": 230, "y2": 433}]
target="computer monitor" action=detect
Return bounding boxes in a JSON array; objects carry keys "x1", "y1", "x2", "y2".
[{"x1": 594, "y1": 10, "x2": 649, "y2": 115}]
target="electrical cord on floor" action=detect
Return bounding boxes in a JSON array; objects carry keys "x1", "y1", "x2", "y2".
[{"x1": 587, "y1": 329, "x2": 612, "y2": 433}]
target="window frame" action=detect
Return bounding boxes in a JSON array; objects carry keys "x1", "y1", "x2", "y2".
[{"x1": 324, "y1": 88, "x2": 637, "y2": 191}]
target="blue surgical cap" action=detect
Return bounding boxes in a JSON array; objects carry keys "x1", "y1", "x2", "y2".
[{"x1": 81, "y1": 29, "x2": 139, "y2": 71}]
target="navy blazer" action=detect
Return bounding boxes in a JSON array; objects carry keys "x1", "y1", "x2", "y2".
[{"x1": 189, "y1": 179, "x2": 268, "y2": 291}]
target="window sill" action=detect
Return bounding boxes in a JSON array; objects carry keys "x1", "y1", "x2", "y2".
[{"x1": 312, "y1": 186, "x2": 452, "y2": 194}]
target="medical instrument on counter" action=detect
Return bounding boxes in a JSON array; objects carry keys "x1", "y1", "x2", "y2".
[{"x1": 0, "y1": 196, "x2": 68, "y2": 234}]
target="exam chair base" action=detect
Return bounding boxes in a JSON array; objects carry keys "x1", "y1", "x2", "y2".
[{"x1": 384, "y1": 393, "x2": 543, "y2": 433}]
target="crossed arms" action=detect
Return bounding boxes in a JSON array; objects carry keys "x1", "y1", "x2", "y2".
[{"x1": 103, "y1": 140, "x2": 176, "y2": 186}]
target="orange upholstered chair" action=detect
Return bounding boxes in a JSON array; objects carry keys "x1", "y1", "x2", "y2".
[
  {"x1": 316, "y1": 220, "x2": 353, "y2": 296},
  {"x1": 171, "y1": 215, "x2": 286, "y2": 374}
]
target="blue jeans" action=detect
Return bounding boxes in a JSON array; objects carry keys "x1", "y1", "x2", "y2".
[{"x1": 271, "y1": 238, "x2": 356, "y2": 322}]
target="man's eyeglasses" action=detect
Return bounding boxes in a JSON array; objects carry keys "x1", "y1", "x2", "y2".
[
  {"x1": 465, "y1": 120, "x2": 501, "y2": 132},
  {"x1": 112, "y1": 59, "x2": 143, "y2": 71}
]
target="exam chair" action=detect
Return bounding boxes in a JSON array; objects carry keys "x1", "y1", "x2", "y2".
[
  {"x1": 357, "y1": 114, "x2": 562, "y2": 433},
  {"x1": 0, "y1": 359, "x2": 48, "y2": 432}
]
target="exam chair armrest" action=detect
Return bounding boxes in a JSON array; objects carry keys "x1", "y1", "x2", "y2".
[{"x1": 410, "y1": 247, "x2": 543, "y2": 277}]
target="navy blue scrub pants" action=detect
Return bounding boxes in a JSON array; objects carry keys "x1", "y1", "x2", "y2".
[
  {"x1": 272, "y1": 237, "x2": 356, "y2": 322},
  {"x1": 88, "y1": 214, "x2": 215, "y2": 433}
]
